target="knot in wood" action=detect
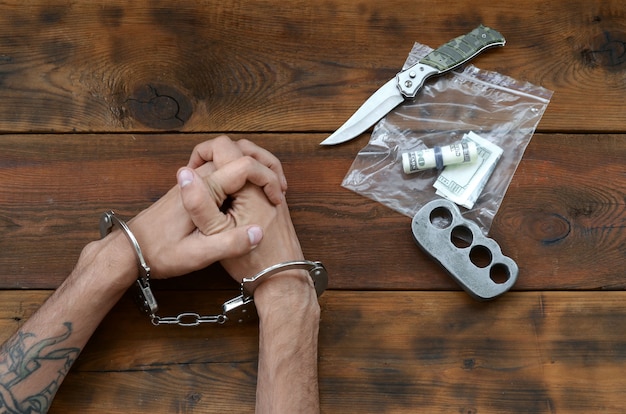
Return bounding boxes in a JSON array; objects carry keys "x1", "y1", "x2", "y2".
[
  {"x1": 127, "y1": 84, "x2": 193, "y2": 129},
  {"x1": 585, "y1": 31, "x2": 626, "y2": 70},
  {"x1": 528, "y1": 213, "x2": 571, "y2": 246}
]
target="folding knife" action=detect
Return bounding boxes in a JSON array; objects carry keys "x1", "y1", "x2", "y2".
[{"x1": 320, "y1": 25, "x2": 505, "y2": 146}]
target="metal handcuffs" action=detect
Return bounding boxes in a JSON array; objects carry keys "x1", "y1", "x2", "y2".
[{"x1": 99, "y1": 211, "x2": 328, "y2": 326}]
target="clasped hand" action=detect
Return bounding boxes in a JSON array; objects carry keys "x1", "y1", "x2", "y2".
[{"x1": 124, "y1": 136, "x2": 305, "y2": 288}]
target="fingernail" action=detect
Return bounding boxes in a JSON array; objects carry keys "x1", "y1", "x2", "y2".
[
  {"x1": 281, "y1": 175, "x2": 288, "y2": 189},
  {"x1": 178, "y1": 168, "x2": 194, "y2": 188},
  {"x1": 247, "y1": 226, "x2": 263, "y2": 246}
]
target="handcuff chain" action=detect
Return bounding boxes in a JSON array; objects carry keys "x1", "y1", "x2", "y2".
[
  {"x1": 99, "y1": 211, "x2": 328, "y2": 327},
  {"x1": 151, "y1": 312, "x2": 227, "y2": 327}
]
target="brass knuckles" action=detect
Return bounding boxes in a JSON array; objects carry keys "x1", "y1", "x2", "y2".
[{"x1": 411, "y1": 199, "x2": 518, "y2": 301}]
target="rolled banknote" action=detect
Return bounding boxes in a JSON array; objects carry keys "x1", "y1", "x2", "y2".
[
  {"x1": 433, "y1": 132, "x2": 503, "y2": 209},
  {"x1": 402, "y1": 140, "x2": 478, "y2": 173}
]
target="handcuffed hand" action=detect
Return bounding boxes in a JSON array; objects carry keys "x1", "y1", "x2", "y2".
[
  {"x1": 178, "y1": 136, "x2": 306, "y2": 286},
  {"x1": 123, "y1": 136, "x2": 287, "y2": 279}
]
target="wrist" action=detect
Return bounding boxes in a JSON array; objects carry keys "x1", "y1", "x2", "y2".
[
  {"x1": 253, "y1": 269, "x2": 321, "y2": 324},
  {"x1": 74, "y1": 232, "x2": 138, "y2": 295},
  {"x1": 254, "y1": 270, "x2": 321, "y2": 414}
]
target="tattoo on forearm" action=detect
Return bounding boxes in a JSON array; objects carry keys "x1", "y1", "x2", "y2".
[{"x1": 0, "y1": 322, "x2": 80, "y2": 413}]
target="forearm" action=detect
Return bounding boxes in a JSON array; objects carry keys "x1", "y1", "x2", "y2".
[
  {"x1": 0, "y1": 233, "x2": 135, "y2": 413},
  {"x1": 254, "y1": 271, "x2": 321, "y2": 414}
]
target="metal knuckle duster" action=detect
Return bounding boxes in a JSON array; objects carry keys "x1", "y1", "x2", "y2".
[{"x1": 411, "y1": 199, "x2": 518, "y2": 301}]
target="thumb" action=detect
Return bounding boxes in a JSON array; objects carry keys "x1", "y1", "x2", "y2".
[
  {"x1": 178, "y1": 167, "x2": 227, "y2": 235},
  {"x1": 162, "y1": 225, "x2": 263, "y2": 278},
  {"x1": 185, "y1": 225, "x2": 264, "y2": 268}
]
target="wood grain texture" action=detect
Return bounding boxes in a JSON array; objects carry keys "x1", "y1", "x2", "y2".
[
  {"x1": 3, "y1": 290, "x2": 622, "y2": 413},
  {"x1": 1, "y1": 1, "x2": 625, "y2": 412},
  {"x1": 319, "y1": 291, "x2": 626, "y2": 413},
  {"x1": 0, "y1": 133, "x2": 624, "y2": 290},
  {"x1": 0, "y1": 1, "x2": 624, "y2": 133}
]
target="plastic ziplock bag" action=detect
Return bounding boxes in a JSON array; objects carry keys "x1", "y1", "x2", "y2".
[{"x1": 342, "y1": 42, "x2": 553, "y2": 233}]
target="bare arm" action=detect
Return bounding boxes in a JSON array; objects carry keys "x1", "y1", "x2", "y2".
[
  {"x1": 0, "y1": 234, "x2": 136, "y2": 413},
  {"x1": 0, "y1": 136, "x2": 321, "y2": 413},
  {"x1": 254, "y1": 272, "x2": 321, "y2": 414},
  {"x1": 0, "y1": 137, "x2": 285, "y2": 413},
  {"x1": 181, "y1": 136, "x2": 322, "y2": 413}
]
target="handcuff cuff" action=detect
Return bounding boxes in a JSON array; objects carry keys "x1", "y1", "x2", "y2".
[{"x1": 99, "y1": 211, "x2": 328, "y2": 326}]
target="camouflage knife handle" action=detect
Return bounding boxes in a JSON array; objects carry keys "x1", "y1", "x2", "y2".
[{"x1": 419, "y1": 25, "x2": 505, "y2": 73}]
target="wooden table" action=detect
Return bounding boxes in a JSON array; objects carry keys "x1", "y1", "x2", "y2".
[{"x1": 1, "y1": 1, "x2": 625, "y2": 412}]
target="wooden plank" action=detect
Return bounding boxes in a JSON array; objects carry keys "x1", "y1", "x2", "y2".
[
  {"x1": 52, "y1": 363, "x2": 259, "y2": 414},
  {"x1": 0, "y1": 290, "x2": 52, "y2": 343},
  {"x1": 492, "y1": 133, "x2": 626, "y2": 290},
  {"x1": 0, "y1": 133, "x2": 624, "y2": 290},
  {"x1": 3, "y1": 290, "x2": 623, "y2": 413},
  {"x1": 318, "y1": 291, "x2": 626, "y2": 413},
  {"x1": 0, "y1": 2, "x2": 621, "y2": 413},
  {"x1": 0, "y1": 1, "x2": 623, "y2": 133}
]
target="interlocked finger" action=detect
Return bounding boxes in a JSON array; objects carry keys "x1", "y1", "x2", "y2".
[
  {"x1": 178, "y1": 168, "x2": 231, "y2": 236},
  {"x1": 188, "y1": 135, "x2": 287, "y2": 193},
  {"x1": 205, "y1": 156, "x2": 284, "y2": 206}
]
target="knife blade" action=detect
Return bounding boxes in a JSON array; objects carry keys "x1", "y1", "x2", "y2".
[{"x1": 320, "y1": 25, "x2": 505, "y2": 146}]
